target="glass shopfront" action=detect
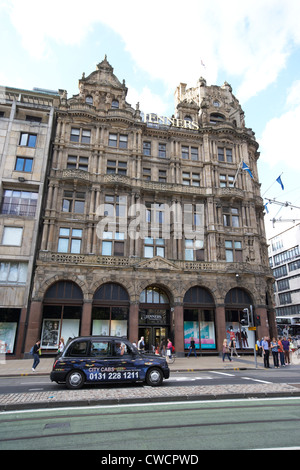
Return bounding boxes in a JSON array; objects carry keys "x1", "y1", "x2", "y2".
[
  {"x1": 92, "y1": 283, "x2": 129, "y2": 337},
  {"x1": 139, "y1": 287, "x2": 170, "y2": 352},
  {"x1": 41, "y1": 281, "x2": 83, "y2": 350},
  {"x1": 183, "y1": 286, "x2": 216, "y2": 351},
  {"x1": 0, "y1": 308, "x2": 20, "y2": 355},
  {"x1": 225, "y1": 288, "x2": 255, "y2": 350}
]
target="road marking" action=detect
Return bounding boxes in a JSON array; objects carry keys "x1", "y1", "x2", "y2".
[
  {"x1": 210, "y1": 371, "x2": 235, "y2": 377},
  {"x1": 241, "y1": 377, "x2": 271, "y2": 384}
]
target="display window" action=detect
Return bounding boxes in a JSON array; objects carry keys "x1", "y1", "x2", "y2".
[
  {"x1": 92, "y1": 283, "x2": 129, "y2": 337},
  {"x1": 41, "y1": 281, "x2": 83, "y2": 351},
  {"x1": 183, "y1": 287, "x2": 216, "y2": 351},
  {"x1": 0, "y1": 308, "x2": 20, "y2": 355}
]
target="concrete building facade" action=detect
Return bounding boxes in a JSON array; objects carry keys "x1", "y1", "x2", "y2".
[{"x1": 0, "y1": 86, "x2": 60, "y2": 356}]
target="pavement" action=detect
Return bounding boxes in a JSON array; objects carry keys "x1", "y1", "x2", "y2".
[{"x1": 0, "y1": 354, "x2": 300, "y2": 411}]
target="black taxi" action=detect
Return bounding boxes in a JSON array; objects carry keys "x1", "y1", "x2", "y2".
[{"x1": 50, "y1": 336, "x2": 170, "y2": 389}]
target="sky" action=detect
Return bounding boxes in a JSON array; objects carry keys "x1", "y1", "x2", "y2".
[{"x1": 1, "y1": 0, "x2": 300, "y2": 240}]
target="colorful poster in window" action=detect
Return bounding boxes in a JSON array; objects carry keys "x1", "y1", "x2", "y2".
[
  {"x1": 200, "y1": 321, "x2": 216, "y2": 349},
  {"x1": 0, "y1": 322, "x2": 17, "y2": 354},
  {"x1": 184, "y1": 321, "x2": 200, "y2": 349},
  {"x1": 41, "y1": 319, "x2": 60, "y2": 349},
  {"x1": 184, "y1": 320, "x2": 216, "y2": 349}
]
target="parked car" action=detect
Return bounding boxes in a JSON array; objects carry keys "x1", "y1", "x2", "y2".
[{"x1": 50, "y1": 336, "x2": 170, "y2": 389}]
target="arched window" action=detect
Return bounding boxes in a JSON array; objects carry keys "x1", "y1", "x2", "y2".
[
  {"x1": 92, "y1": 283, "x2": 129, "y2": 337},
  {"x1": 183, "y1": 286, "x2": 216, "y2": 351},
  {"x1": 225, "y1": 288, "x2": 255, "y2": 351},
  {"x1": 41, "y1": 281, "x2": 83, "y2": 350},
  {"x1": 111, "y1": 99, "x2": 119, "y2": 109},
  {"x1": 85, "y1": 95, "x2": 93, "y2": 105},
  {"x1": 210, "y1": 113, "x2": 225, "y2": 124}
]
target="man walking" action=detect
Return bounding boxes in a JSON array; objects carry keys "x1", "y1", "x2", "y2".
[
  {"x1": 32, "y1": 340, "x2": 41, "y2": 371},
  {"x1": 262, "y1": 336, "x2": 270, "y2": 368}
]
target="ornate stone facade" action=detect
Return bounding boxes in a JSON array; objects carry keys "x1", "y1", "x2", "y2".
[{"x1": 24, "y1": 57, "x2": 275, "y2": 356}]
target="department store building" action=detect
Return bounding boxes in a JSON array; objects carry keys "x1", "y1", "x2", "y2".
[{"x1": 18, "y1": 57, "x2": 275, "y2": 357}]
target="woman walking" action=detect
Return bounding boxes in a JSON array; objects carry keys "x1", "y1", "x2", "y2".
[
  {"x1": 222, "y1": 339, "x2": 232, "y2": 362},
  {"x1": 270, "y1": 337, "x2": 279, "y2": 368}
]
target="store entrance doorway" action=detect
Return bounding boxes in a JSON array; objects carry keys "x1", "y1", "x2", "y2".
[{"x1": 138, "y1": 326, "x2": 167, "y2": 353}]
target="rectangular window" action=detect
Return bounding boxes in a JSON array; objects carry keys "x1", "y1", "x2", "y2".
[
  {"x1": 2, "y1": 227, "x2": 23, "y2": 246},
  {"x1": 70, "y1": 128, "x2": 91, "y2": 144},
  {"x1": 58, "y1": 228, "x2": 82, "y2": 254},
  {"x1": 15, "y1": 157, "x2": 33, "y2": 172},
  {"x1": 158, "y1": 143, "x2": 166, "y2": 158},
  {"x1": 143, "y1": 141, "x2": 151, "y2": 156},
  {"x1": 182, "y1": 172, "x2": 200, "y2": 186},
  {"x1": 142, "y1": 167, "x2": 151, "y2": 180},
  {"x1": 67, "y1": 155, "x2": 89, "y2": 171},
  {"x1": 185, "y1": 239, "x2": 204, "y2": 261},
  {"x1": 181, "y1": 146, "x2": 199, "y2": 161},
  {"x1": 218, "y1": 147, "x2": 233, "y2": 163},
  {"x1": 0, "y1": 261, "x2": 28, "y2": 284},
  {"x1": 1, "y1": 190, "x2": 38, "y2": 217},
  {"x1": 19, "y1": 133, "x2": 37, "y2": 148},
  {"x1": 62, "y1": 191, "x2": 85, "y2": 214},
  {"x1": 104, "y1": 195, "x2": 127, "y2": 218},
  {"x1": 158, "y1": 170, "x2": 166, "y2": 182},
  {"x1": 107, "y1": 160, "x2": 127, "y2": 175},
  {"x1": 101, "y1": 232, "x2": 125, "y2": 256},
  {"x1": 223, "y1": 207, "x2": 240, "y2": 227},
  {"x1": 144, "y1": 237, "x2": 165, "y2": 258},
  {"x1": 225, "y1": 240, "x2": 242, "y2": 262},
  {"x1": 219, "y1": 174, "x2": 235, "y2": 188},
  {"x1": 108, "y1": 133, "x2": 128, "y2": 149}
]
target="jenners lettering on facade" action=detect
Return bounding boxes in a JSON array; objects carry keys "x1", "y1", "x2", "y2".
[{"x1": 143, "y1": 113, "x2": 199, "y2": 131}]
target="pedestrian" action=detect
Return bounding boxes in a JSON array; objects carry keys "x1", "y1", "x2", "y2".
[
  {"x1": 31, "y1": 340, "x2": 41, "y2": 371},
  {"x1": 138, "y1": 336, "x2": 145, "y2": 351},
  {"x1": 262, "y1": 336, "x2": 270, "y2": 368},
  {"x1": 58, "y1": 337, "x2": 65, "y2": 354},
  {"x1": 277, "y1": 337, "x2": 285, "y2": 367},
  {"x1": 187, "y1": 337, "x2": 197, "y2": 357},
  {"x1": 270, "y1": 337, "x2": 279, "y2": 368},
  {"x1": 160, "y1": 338, "x2": 166, "y2": 356},
  {"x1": 281, "y1": 336, "x2": 290, "y2": 365},
  {"x1": 229, "y1": 338, "x2": 240, "y2": 358},
  {"x1": 166, "y1": 338, "x2": 173, "y2": 360},
  {"x1": 256, "y1": 338, "x2": 262, "y2": 357},
  {"x1": 222, "y1": 339, "x2": 232, "y2": 362}
]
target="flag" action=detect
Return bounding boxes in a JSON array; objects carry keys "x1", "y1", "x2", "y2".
[
  {"x1": 242, "y1": 162, "x2": 253, "y2": 178},
  {"x1": 276, "y1": 175, "x2": 284, "y2": 190},
  {"x1": 264, "y1": 202, "x2": 269, "y2": 214}
]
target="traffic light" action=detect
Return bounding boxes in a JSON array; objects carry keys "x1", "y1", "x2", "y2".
[
  {"x1": 240, "y1": 310, "x2": 249, "y2": 326},
  {"x1": 254, "y1": 315, "x2": 261, "y2": 327}
]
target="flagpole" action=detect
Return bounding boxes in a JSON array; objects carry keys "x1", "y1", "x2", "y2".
[
  {"x1": 262, "y1": 172, "x2": 283, "y2": 197},
  {"x1": 233, "y1": 160, "x2": 242, "y2": 187}
]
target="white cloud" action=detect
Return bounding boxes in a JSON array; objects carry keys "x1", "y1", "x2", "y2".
[
  {"x1": 260, "y1": 105, "x2": 300, "y2": 170},
  {"x1": 127, "y1": 86, "x2": 169, "y2": 115},
  {"x1": 5, "y1": 0, "x2": 300, "y2": 103}
]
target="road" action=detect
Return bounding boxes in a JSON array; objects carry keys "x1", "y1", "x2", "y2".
[
  {"x1": 1, "y1": 397, "x2": 300, "y2": 450},
  {"x1": 0, "y1": 366, "x2": 300, "y2": 394}
]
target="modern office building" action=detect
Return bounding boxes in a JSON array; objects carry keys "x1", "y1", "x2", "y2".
[
  {"x1": 268, "y1": 223, "x2": 300, "y2": 318},
  {"x1": 0, "y1": 85, "x2": 60, "y2": 356},
  {"x1": 11, "y1": 57, "x2": 274, "y2": 357}
]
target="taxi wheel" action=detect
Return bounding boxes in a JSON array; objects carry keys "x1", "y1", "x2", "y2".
[
  {"x1": 66, "y1": 370, "x2": 85, "y2": 390},
  {"x1": 146, "y1": 367, "x2": 163, "y2": 386}
]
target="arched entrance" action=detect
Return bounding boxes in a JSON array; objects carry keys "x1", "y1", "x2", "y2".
[
  {"x1": 92, "y1": 283, "x2": 130, "y2": 337},
  {"x1": 183, "y1": 286, "x2": 216, "y2": 352},
  {"x1": 41, "y1": 281, "x2": 83, "y2": 351},
  {"x1": 225, "y1": 288, "x2": 255, "y2": 350},
  {"x1": 139, "y1": 286, "x2": 170, "y2": 352}
]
